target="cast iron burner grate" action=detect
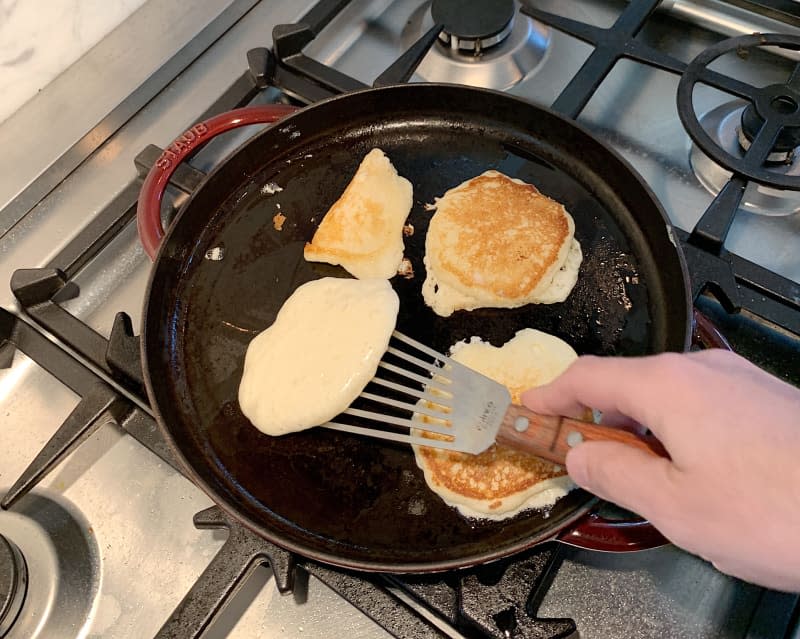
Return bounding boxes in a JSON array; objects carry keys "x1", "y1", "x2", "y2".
[
  {"x1": 0, "y1": 307, "x2": 576, "y2": 638},
  {"x1": 677, "y1": 34, "x2": 800, "y2": 253},
  {"x1": 517, "y1": 0, "x2": 800, "y2": 334},
  {"x1": 2, "y1": 1, "x2": 800, "y2": 638},
  {"x1": 8, "y1": 0, "x2": 799, "y2": 394}
]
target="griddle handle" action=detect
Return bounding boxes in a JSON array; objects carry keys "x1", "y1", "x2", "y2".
[
  {"x1": 557, "y1": 511, "x2": 669, "y2": 552},
  {"x1": 692, "y1": 308, "x2": 732, "y2": 350},
  {"x1": 137, "y1": 104, "x2": 299, "y2": 260}
]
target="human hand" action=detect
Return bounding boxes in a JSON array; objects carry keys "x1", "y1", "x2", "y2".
[{"x1": 521, "y1": 349, "x2": 800, "y2": 592}]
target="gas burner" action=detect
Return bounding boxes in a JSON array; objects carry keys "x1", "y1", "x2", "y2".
[
  {"x1": 0, "y1": 493, "x2": 99, "y2": 639},
  {"x1": 690, "y1": 100, "x2": 800, "y2": 217},
  {"x1": 0, "y1": 535, "x2": 26, "y2": 636},
  {"x1": 432, "y1": 0, "x2": 515, "y2": 53},
  {"x1": 678, "y1": 33, "x2": 800, "y2": 195},
  {"x1": 402, "y1": 1, "x2": 550, "y2": 90}
]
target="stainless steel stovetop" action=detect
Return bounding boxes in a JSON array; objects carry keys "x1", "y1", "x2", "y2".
[{"x1": 0, "y1": 1, "x2": 798, "y2": 638}]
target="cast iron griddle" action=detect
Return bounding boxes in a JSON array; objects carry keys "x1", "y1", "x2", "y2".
[{"x1": 142, "y1": 85, "x2": 690, "y2": 571}]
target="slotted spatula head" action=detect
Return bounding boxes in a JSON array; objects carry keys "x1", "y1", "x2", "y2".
[
  {"x1": 322, "y1": 331, "x2": 669, "y2": 463},
  {"x1": 323, "y1": 331, "x2": 512, "y2": 454}
]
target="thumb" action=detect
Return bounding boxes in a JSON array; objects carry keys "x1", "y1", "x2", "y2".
[{"x1": 566, "y1": 440, "x2": 678, "y2": 520}]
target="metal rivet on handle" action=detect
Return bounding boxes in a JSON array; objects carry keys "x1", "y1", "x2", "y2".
[
  {"x1": 566, "y1": 431, "x2": 584, "y2": 447},
  {"x1": 204, "y1": 246, "x2": 225, "y2": 261},
  {"x1": 513, "y1": 416, "x2": 530, "y2": 432}
]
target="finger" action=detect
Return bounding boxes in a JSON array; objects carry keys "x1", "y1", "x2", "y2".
[
  {"x1": 520, "y1": 354, "x2": 685, "y2": 440},
  {"x1": 597, "y1": 410, "x2": 643, "y2": 431},
  {"x1": 565, "y1": 440, "x2": 678, "y2": 520},
  {"x1": 520, "y1": 360, "x2": 591, "y2": 419},
  {"x1": 691, "y1": 348, "x2": 800, "y2": 402}
]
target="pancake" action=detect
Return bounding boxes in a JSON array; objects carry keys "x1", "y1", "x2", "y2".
[
  {"x1": 304, "y1": 148, "x2": 413, "y2": 279},
  {"x1": 412, "y1": 329, "x2": 578, "y2": 520},
  {"x1": 422, "y1": 171, "x2": 581, "y2": 317},
  {"x1": 238, "y1": 277, "x2": 399, "y2": 436},
  {"x1": 423, "y1": 239, "x2": 582, "y2": 316}
]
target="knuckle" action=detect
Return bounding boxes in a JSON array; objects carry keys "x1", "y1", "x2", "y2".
[{"x1": 650, "y1": 352, "x2": 706, "y2": 397}]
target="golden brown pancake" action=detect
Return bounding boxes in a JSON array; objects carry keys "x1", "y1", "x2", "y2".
[
  {"x1": 422, "y1": 171, "x2": 581, "y2": 317},
  {"x1": 304, "y1": 148, "x2": 413, "y2": 279},
  {"x1": 412, "y1": 329, "x2": 577, "y2": 520}
]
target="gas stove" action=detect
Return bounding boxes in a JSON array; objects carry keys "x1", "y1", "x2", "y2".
[{"x1": 0, "y1": 1, "x2": 799, "y2": 638}]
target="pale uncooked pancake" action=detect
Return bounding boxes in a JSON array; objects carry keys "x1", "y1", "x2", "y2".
[
  {"x1": 412, "y1": 329, "x2": 578, "y2": 520},
  {"x1": 304, "y1": 148, "x2": 413, "y2": 279},
  {"x1": 238, "y1": 277, "x2": 399, "y2": 436},
  {"x1": 422, "y1": 171, "x2": 581, "y2": 317}
]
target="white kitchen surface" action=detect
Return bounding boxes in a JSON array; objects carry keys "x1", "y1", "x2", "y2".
[
  {"x1": 0, "y1": 0, "x2": 247, "y2": 225},
  {"x1": 0, "y1": 0, "x2": 147, "y2": 124}
]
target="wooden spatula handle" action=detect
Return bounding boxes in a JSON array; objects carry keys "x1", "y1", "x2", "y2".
[{"x1": 495, "y1": 404, "x2": 668, "y2": 465}]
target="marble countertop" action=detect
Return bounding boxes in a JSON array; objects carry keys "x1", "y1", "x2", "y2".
[
  {"x1": 0, "y1": 0, "x2": 241, "y2": 216},
  {"x1": 0, "y1": 0, "x2": 147, "y2": 124}
]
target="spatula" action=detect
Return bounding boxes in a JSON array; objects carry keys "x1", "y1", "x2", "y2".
[{"x1": 322, "y1": 331, "x2": 667, "y2": 464}]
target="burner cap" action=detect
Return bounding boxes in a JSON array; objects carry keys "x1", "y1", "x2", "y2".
[
  {"x1": 0, "y1": 534, "x2": 27, "y2": 636},
  {"x1": 739, "y1": 84, "x2": 800, "y2": 158},
  {"x1": 432, "y1": 0, "x2": 515, "y2": 52}
]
